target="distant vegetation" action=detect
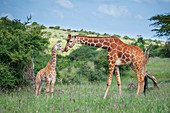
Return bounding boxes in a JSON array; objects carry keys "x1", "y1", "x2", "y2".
[{"x1": 0, "y1": 16, "x2": 169, "y2": 89}]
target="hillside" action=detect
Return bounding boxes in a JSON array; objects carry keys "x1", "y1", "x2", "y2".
[{"x1": 42, "y1": 28, "x2": 164, "y2": 56}]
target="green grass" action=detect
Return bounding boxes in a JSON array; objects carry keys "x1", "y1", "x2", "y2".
[{"x1": 0, "y1": 58, "x2": 170, "y2": 112}]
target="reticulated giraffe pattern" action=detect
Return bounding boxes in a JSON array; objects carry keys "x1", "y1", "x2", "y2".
[
  {"x1": 64, "y1": 35, "x2": 151, "y2": 99},
  {"x1": 35, "y1": 42, "x2": 63, "y2": 99}
]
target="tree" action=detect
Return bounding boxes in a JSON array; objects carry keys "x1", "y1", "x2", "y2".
[
  {"x1": 149, "y1": 13, "x2": 170, "y2": 41},
  {"x1": 123, "y1": 35, "x2": 130, "y2": 40},
  {"x1": 31, "y1": 22, "x2": 39, "y2": 26},
  {"x1": 0, "y1": 17, "x2": 49, "y2": 88}
]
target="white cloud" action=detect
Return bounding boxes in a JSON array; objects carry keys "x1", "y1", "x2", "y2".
[
  {"x1": 135, "y1": 14, "x2": 144, "y2": 19},
  {"x1": 52, "y1": 10, "x2": 64, "y2": 19},
  {"x1": 55, "y1": 0, "x2": 74, "y2": 8},
  {"x1": 98, "y1": 5, "x2": 130, "y2": 17},
  {"x1": 1, "y1": 13, "x2": 14, "y2": 20}
]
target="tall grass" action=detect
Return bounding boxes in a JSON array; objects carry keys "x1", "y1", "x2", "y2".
[{"x1": 0, "y1": 58, "x2": 169, "y2": 113}]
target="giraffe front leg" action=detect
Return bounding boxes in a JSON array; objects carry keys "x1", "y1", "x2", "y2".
[
  {"x1": 51, "y1": 78, "x2": 56, "y2": 98},
  {"x1": 35, "y1": 82, "x2": 40, "y2": 97},
  {"x1": 46, "y1": 79, "x2": 50, "y2": 99},
  {"x1": 35, "y1": 73, "x2": 41, "y2": 97},
  {"x1": 115, "y1": 66, "x2": 121, "y2": 96},
  {"x1": 104, "y1": 63, "x2": 115, "y2": 99}
]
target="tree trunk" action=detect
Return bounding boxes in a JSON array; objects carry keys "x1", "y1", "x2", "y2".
[{"x1": 146, "y1": 71, "x2": 160, "y2": 89}]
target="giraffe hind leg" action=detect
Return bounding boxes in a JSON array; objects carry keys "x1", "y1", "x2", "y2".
[
  {"x1": 115, "y1": 66, "x2": 121, "y2": 96},
  {"x1": 37, "y1": 82, "x2": 44, "y2": 97},
  {"x1": 136, "y1": 71, "x2": 145, "y2": 96}
]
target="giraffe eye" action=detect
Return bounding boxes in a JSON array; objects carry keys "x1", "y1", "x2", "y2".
[{"x1": 70, "y1": 40, "x2": 73, "y2": 43}]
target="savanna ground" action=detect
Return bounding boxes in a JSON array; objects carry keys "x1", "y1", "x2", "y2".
[{"x1": 0, "y1": 57, "x2": 169, "y2": 113}]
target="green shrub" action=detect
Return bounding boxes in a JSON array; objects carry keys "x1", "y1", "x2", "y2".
[
  {"x1": 123, "y1": 35, "x2": 131, "y2": 40},
  {"x1": 54, "y1": 26, "x2": 60, "y2": 30},
  {"x1": 0, "y1": 17, "x2": 49, "y2": 88},
  {"x1": 49, "y1": 26, "x2": 54, "y2": 29}
]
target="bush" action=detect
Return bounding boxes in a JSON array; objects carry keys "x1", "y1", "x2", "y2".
[
  {"x1": 49, "y1": 26, "x2": 54, "y2": 29},
  {"x1": 54, "y1": 26, "x2": 60, "y2": 30},
  {"x1": 123, "y1": 35, "x2": 131, "y2": 40},
  {"x1": 112, "y1": 34, "x2": 121, "y2": 38},
  {"x1": 0, "y1": 17, "x2": 49, "y2": 88}
]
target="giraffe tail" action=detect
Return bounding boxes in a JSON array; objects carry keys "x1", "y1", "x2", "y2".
[
  {"x1": 145, "y1": 44, "x2": 152, "y2": 65},
  {"x1": 143, "y1": 44, "x2": 152, "y2": 95}
]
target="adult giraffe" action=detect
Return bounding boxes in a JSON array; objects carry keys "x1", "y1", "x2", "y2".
[{"x1": 64, "y1": 34, "x2": 151, "y2": 99}]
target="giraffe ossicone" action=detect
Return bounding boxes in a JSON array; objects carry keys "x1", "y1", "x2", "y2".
[
  {"x1": 35, "y1": 42, "x2": 63, "y2": 99},
  {"x1": 64, "y1": 34, "x2": 151, "y2": 99}
]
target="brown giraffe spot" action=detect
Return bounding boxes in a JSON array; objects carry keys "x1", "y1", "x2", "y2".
[
  {"x1": 80, "y1": 38, "x2": 83, "y2": 40},
  {"x1": 111, "y1": 60, "x2": 115, "y2": 64},
  {"x1": 126, "y1": 50, "x2": 130, "y2": 54},
  {"x1": 124, "y1": 53, "x2": 130, "y2": 57},
  {"x1": 105, "y1": 39, "x2": 109, "y2": 42},
  {"x1": 88, "y1": 39, "x2": 93, "y2": 42},
  {"x1": 110, "y1": 50, "x2": 116, "y2": 56},
  {"x1": 94, "y1": 39, "x2": 98, "y2": 43},
  {"x1": 103, "y1": 42, "x2": 110, "y2": 46},
  {"x1": 85, "y1": 42, "x2": 88, "y2": 45},
  {"x1": 85, "y1": 38, "x2": 88, "y2": 41},
  {"x1": 110, "y1": 38, "x2": 114, "y2": 43},
  {"x1": 117, "y1": 46, "x2": 123, "y2": 51},
  {"x1": 99, "y1": 39, "x2": 104, "y2": 43},
  {"x1": 116, "y1": 78, "x2": 119, "y2": 81},
  {"x1": 121, "y1": 59, "x2": 126, "y2": 64},
  {"x1": 129, "y1": 49, "x2": 132, "y2": 53},
  {"x1": 111, "y1": 43, "x2": 117, "y2": 49},
  {"x1": 96, "y1": 43, "x2": 102, "y2": 47},
  {"x1": 123, "y1": 47, "x2": 127, "y2": 53},
  {"x1": 87, "y1": 42, "x2": 91, "y2": 46},
  {"x1": 114, "y1": 37, "x2": 119, "y2": 43},
  {"x1": 109, "y1": 56, "x2": 114, "y2": 60},
  {"x1": 115, "y1": 71, "x2": 118, "y2": 75},
  {"x1": 113, "y1": 54, "x2": 117, "y2": 59},
  {"x1": 80, "y1": 40, "x2": 83, "y2": 43},
  {"x1": 126, "y1": 58, "x2": 131, "y2": 62},
  {"x1": 102, "y1": 46, "x2": 108, "y2": 49},
  {"x1": 122, "y1": 54, "x2": 126, "y2": 59},
  {"x1": 107, "y1": 56, "x2": 110, "y2": 59},
  {"x1": 117, "y1": 51, "x2": 122, "y2": 58},
  {"x1": 134, "y1": 62, "x2": 137, "y2": 66},
  {"x1": 91, "y1": 43, "x2": 95, "y2": 46}
]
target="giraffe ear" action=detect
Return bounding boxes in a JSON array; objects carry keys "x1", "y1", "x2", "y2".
[
  {"x1": 68, "y1": 34, "x2": 71, "y2": 38},
  {"x1": 56, "y1": 43, "x2": 61, "y2": 47},
  {"x1": 73, "y1": 36, "x2": 76, "y2": 40}
]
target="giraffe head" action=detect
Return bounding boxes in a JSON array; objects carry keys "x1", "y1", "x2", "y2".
[
  {"x1": 64, "y1": 34, "x2": 77, "y2": 52},
  {"x1": 53, "y1": 42, "x2": 63, "y2": 51}
]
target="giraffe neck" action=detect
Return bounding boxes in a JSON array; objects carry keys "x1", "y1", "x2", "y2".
[
  {"x1": 75, "y1": 35, "x2": 114, "y2": 50},
  {"x1": 49, "y1": 48, "x2": 56, "y2": 70}
]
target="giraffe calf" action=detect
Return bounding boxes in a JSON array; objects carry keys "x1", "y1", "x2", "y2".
[{"x1": 35, "y1": 42, "x2": 63, "y2": 99}]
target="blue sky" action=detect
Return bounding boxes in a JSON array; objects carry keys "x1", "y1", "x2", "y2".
[{"x1": 0, "y1": 0, "x2": 170, "y2": 40}]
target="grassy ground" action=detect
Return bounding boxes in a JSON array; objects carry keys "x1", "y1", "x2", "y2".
[{"x1": 0, "y1": 58, "x2": 169, "y2": 113}]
